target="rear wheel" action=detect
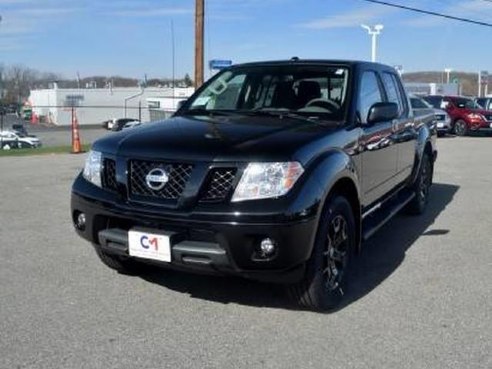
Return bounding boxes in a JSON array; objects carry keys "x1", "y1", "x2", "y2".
[
  {"x1": 287, "y1": 196, "x2": 355, "y2": 311},
  {"x1": 93, "y1": 243, "x2": 144, "y2": 275},
  {"x1": 407, "y1": 152, "x2": 432, "y2": 215},
  {"x1": 454, "y1": 119, "x2": 468, "y2": 136}
]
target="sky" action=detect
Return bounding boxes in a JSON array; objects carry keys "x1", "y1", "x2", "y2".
[{"x1": 0, "y1": 0, "x2": 491, "y2": 80}]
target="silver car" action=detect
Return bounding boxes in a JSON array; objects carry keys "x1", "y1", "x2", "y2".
[{"x1": 410, "y1": 94, "x2": 451, "y2": 137}]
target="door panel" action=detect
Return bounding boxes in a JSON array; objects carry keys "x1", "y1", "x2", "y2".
[
  {"x1": 381, "y1": 72, "x2": 417, "y2": 184},
  {"x1": 360, "y1": 122, "x2": 398, "y2": 206},
  {"x1": 357, "y1": 71, "x2": 398, "y2": 206}
]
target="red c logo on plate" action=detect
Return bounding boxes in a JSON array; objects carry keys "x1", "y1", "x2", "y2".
[{"x1": 140, "y1": 236, "x2": 159, "y2": 251}]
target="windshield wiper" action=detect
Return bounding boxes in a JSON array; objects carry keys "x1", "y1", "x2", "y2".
[
  {"x1": 239, "y1": 109, "x2": 325, "y2": 124},
  {"x1": 180, "y1": 109, "x2": 240, "y2": 117}
]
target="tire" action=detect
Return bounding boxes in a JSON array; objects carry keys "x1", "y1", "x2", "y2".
[
  {"x1": 406, "y1": 152, "x2": 432, "y2": 215},
  {"x1": 454, "y1": 119, "x2": 468, "y2": 136},
  {"x1": 287, "y1": 196, "x2": 356, "y2": 311},
  {"x1": 437, "y1": 131, "x2": 445, "y2": 138},
  {"x1": 93, "y1": 243, "x2": 144, "y2": 275}
]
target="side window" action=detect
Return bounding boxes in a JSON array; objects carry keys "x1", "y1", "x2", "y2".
[
  {"x1": 381, "y1": 72, "x2": 407, "y2": 117},
  {"x1": 358, "y1": 71, "x2": 383, "y2": 124}
]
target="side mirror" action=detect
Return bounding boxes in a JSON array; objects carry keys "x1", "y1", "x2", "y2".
[{"x1": 367, "y1": 102, "x2": 399, "y2": 124}]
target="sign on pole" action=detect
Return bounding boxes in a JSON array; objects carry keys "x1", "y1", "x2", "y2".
[
  {"x1": 480, "y1": 71, "x2": 489, "y2": 84},
  {"x1": 209, "y1": 59, "x2": 233, "y2": 71}
]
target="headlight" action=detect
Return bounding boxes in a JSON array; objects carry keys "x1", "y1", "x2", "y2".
[
  {"x1": 467, "y1": 113, "x2": 485, "y2": 121},
  {"x1": 232, "y1": 162, "x2": 304, "y2": 202},
  {"x1": 83, "y1": 150, "x2": 102, "y2": 187}
]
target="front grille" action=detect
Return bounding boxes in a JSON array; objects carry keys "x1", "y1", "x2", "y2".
[
  {"x1": 102, "y1": 159, "x2": 117, "y2": 191},
  {"x1": 129, "y1": 160, "x2": 193, "y2": 200},
  {"x1": 435, "y1": 114, "x2": 446, "y2": 121},
  {"x1": 200, "y1": 168, "x2": 237, "y2": 202}
]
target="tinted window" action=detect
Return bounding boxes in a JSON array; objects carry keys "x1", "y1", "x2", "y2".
[
  {"x1": 410, "y1": 97, "x2": 430, "y2": 109},
  {"x1": 381, "y1": 72, "x2": 409, "y2": 117},
  {"x1": 451, "y1": 97, "x2": 476, "y2": 109},
  {"x1": 358, "y1": 71, "x2": 383, "y2": 124},
  {"x1": 476, "y1": 98, "x2": 486, "y2": 108},
  {"x1": 382, "y1": 73, "x2": 401, "y2": 112},
  {"x1": 423, "y1": 96, "x2": 442, "y2": 109}
]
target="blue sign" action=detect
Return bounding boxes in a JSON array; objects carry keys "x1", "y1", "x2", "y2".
[{"x1": 209, "y1": 59, "x2": 233, "y2": 70}]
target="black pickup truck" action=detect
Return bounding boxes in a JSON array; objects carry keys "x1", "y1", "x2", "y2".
[{"x1": 71, "y1": 60, "x2": 437, "y2": 311}]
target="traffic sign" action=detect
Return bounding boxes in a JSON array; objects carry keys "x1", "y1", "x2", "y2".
[
  {"x1": 209, "y1": 59, "x2": 233, "y2": 71},
  {"x1": 480, "y1": 71, "x2": 489, "y2": 84}
]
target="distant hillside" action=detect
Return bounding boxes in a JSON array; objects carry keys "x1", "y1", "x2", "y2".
[{"x1": 402, "y1": 71, "x2": 481, "y2": 96}]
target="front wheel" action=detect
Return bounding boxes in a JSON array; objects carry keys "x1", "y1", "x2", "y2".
[
  {"x1": 454, "y1": 119, "x2": 468, "y2": 136},
  {"x1": 287, "y1": 196, "x2": 356, "y2": 311}
]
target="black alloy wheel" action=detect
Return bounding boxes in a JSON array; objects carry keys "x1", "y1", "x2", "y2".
[
  {"x1": 454, "y1": 120, "x2": 468, "y2": 136},
  {"x1": 288, "y1": 195, "x2": 355, "y2": 311},
  {"x1": 323, "y1": 215, "x2": 350, "y2": 292}
]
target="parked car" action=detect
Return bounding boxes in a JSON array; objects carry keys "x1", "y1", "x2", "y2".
[
  {"x1": 72, "y1": 59, "x2": 437, "y2": 311},
  {"x1": 11, "y1": 124, "x2": 29, "y2": 137},
  {"x1": 101, "y1": 120, "x2": 113, "y2": 130},
  {"x1": 0, "y1": 130, "x2": 42, "y2": 149},
  {"x1": 409, "y1": 94, "x2": 451, "y2": 137},
  {"x1": 423, "y1": 95, "x2": 492, "y2": 136},
  {"x1": 122, "y1": 121, "x2": 142, "y2": 130},
  {"x1": 475, "y1": 97, "x2": 492, "y2": 111},
  {"x1": 111, "y1": 118, "x2": 140, "y2": 132}
]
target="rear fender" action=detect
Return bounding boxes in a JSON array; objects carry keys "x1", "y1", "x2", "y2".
[{"x1": 409, "y1": 123, "x2": 434, "y2": 185}]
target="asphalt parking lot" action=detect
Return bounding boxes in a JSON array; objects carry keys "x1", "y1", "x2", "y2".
[
  {"x1": 1, "y1": 114, "x2": 110, "y2": 147},
  {"x1": 0, "y1": 137, "x2": 490, "y2": 369}
]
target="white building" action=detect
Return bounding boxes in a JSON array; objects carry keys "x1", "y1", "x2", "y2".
[
  {"x1": 28, "y1": 86, "x2": 194, "y2": 126},
  {"x1": 147, "y1": 88, "x2": 194, "y2": 121},
  {"x1": 404, "y1": 82, "x2": 459, "y2": 96}
]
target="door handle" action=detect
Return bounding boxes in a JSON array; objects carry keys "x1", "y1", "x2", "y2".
[{"x1": 391, "y1": 120, "x2": 398, "y2": 133}]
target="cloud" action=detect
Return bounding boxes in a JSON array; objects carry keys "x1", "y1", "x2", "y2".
[
  {"x1": 0, "y1": 0, "x2": 33, "y2": 4},
  {"x1": 403, "y1": 0, "x2": 492, "y2": 28},
  {"x1": 297, "y1": 6, "x2": 394, "y2": 29},
  {"x1": 109, "y1": 7, "x2": 192, "y2": 17},
  {"x1": 16, "y1": 7, "x2": 82, "y2": 16}
]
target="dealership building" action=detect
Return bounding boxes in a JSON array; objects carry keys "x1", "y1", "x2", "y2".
[{"x1": 28, "y1": 85, "x2": 194, "y2": 126}]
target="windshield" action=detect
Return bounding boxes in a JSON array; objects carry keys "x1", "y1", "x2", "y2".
[{"x1": 183, "y1": 65, "x2": 350, "y2": 121}]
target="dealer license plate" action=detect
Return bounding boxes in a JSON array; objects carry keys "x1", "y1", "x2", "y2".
[{"x1": 128, "y1": 230, "x2": 171, "y2": 262}]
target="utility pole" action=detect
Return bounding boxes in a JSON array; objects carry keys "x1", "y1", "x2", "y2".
[{"x1": 195, "y1": 0, "x2": 204, "y2": 88}]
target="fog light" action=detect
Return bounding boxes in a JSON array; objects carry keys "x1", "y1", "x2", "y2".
[
  {"x1": 260, "y1": 238, "x2": 276, "y2": 257},
  {"x1": 75, "y1": 212, "x2": 86, "y2": 231}
]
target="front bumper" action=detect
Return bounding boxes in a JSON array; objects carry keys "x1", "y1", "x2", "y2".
[{"x1": 71, "y1": 179, "x2": 319, "y2": 283}]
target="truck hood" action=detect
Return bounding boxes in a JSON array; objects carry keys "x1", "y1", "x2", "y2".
[{"x1": 93, "y1": 115, "x2": 341, "y2": 163}]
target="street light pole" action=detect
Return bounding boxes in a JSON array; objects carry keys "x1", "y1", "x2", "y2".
[
  {"x1": 444, "y1": 68, "x2": 452, "y2": 84},
  {"x1": 361, "y1": 24, "x2": 384, "y2": 62}
]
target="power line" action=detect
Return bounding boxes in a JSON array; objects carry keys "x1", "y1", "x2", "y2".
[{"x1": 359, "y1": 0, "x2": 492, "y2": 28}]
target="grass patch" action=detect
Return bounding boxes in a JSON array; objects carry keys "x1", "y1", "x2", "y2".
[{"x1": 0, "y1": 144, "x2": 91, "y2": 157}]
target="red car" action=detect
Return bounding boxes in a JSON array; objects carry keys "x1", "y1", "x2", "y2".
[{"x1": 423, "y1": 95, "x2": 492, "y2": 136}]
